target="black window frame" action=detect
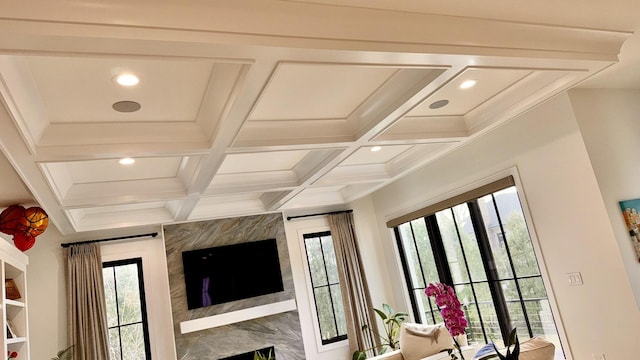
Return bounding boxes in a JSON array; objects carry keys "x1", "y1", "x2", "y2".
[
  {"x1": 303, "y1": 231, "x2": 348, "y2": 345},
  {"x1": 395, "y1": 187, "x2": 561, "y2": 349},
  {"x1": 102, "y1": 257, "x2": 152, "y2": 360}
]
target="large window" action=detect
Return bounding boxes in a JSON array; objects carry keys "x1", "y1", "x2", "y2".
[
  {"x1": 395, "y1": 185, "x2": 562, "y2": 354},
  {"x1": 303, "y1": 231, "x2": 348, "y2": 345},
  {"x1": 103, "y1": 258, "x2": 152, "y2": 360}
]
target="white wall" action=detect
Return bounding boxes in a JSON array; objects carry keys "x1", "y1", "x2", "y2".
[
  {"x1": 357, "y1": 93, "x2": 640, "y2": 359},
  {"x1": 26, "y1": 226, "x2": 174, "y2": 359},
  {"x1": 101, "y1": 236, "x2": 176, "y2": 359},
  {"x1": 569, "y1": 88, "x2": 640, "y2": 309},
  {"x1": 283, "y1": 216, "x2": 350, "y2": 360},
  {"x1": 24, "y1": 226, "x2": 67, "y2": 360}
]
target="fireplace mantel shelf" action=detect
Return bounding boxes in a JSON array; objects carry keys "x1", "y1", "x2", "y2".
[{"x1": 179, "y1": 299, "x2": 297, "y2": 334}]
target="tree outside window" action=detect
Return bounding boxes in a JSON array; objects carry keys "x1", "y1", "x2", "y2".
[
  {"x1": 303, "y1": 231, "x2": 348, "y2": 345},
  {"x1": 103, "y1": 258, "x2": 151, "y2": 360}
]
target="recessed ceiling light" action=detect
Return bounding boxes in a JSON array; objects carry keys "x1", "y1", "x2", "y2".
[
  {"x1": 118, "y1": 157, "x2": 135, "y2": 165},
  {"x1": 370, "y1": 146, "x2": 382, "y2": 152},
  {"x1": 460, "y1": 80, "x2": 477, "y2": 89},
  {"x1": 429, "y1": 99, "x2": 449, "y2": 109},
  {"x1": 114, "y1": 73, "x2": 139, "y2": 87}
]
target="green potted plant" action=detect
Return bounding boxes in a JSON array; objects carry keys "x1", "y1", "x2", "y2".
[
  {"x1": 253, "y1": 349, "x2": 275, "y2": 360},
  {"x1": 352, "y1": 303, "x2": 408, "y2": 360}
]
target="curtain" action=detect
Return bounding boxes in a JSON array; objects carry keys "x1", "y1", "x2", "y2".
[
  {"x1": 66, "y1": 243, "x2": 110, "y2": 360},
  {"x1": 328, "y1": 212, "x2": 379, "y2": 356}
]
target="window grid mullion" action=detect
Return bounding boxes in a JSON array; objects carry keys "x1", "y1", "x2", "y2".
[
  {"x1": 468, "y1": 200, "x2": 513, "y2": 343},
  {"x1": 490, "y1": 194, "x2": 534, "y2": 338},
  {"x1": 110, "y1": 266, "x2": 124, "y2": 360}
]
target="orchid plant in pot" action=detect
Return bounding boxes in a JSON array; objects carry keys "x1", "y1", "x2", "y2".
[{"x1": 425, "y1": 283, "x2": 469, "y2": 360}]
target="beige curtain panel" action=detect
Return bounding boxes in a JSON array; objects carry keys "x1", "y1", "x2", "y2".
[
  {"x1": 66, "y1": 243, "x2": 110, "y2": 360},
  {"x1": 328, "y1": 212, "x2": 379, "y2": 356}
]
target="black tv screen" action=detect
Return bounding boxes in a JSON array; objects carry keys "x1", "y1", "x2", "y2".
[{"x1": 182, "y1": 238, "x2": 284, "y2": 310}]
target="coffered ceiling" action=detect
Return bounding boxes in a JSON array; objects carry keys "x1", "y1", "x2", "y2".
[{"x1": 0, "y1": 0, "x2": 636, "y2": 235}]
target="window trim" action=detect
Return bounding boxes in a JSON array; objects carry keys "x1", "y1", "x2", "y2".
[
  {"x1": 102, "y1": 257, "x2": 152, "y2": 360},
  {"x1": 297, "y1": 226, "x2": 349, "y2": 353},
  {"x1": 387, "y1": 176, "x2": 515, "y2": 228}
]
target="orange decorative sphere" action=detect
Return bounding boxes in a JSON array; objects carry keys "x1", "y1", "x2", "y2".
[
  {"x1": 0, "y1": 205, "x2": 25, "y2": 236},
  {"x1": 0, "y1": 205, "x2": 49, "y2": 252},
  {"x1": 20, "y1": 206, "x2": 49, "y2": 237}
]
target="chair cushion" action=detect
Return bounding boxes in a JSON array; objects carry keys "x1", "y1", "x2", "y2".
[
  {"x1": 470, "y1": 337, "x2": 555, "y2": 360},
  {"x1": 399, "y1": 323, "x2": 454, "y2": 360},
  {"x1": 519, "y1": 337, "x2": 555, "y2": 360}
]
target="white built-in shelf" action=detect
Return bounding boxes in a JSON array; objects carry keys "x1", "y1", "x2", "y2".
[
  {"x1": 4, "y1": 300, "x2": 24, "y2": 308},
  {"x1": 6, "y1": 337, "x2": 26, "y2": 345},
  {"x1": 0, "y1": 235, "x2": 30, "y2": 359},
  {"x1": 179, "y1": 299, "x2": 297, "y2": 334}
]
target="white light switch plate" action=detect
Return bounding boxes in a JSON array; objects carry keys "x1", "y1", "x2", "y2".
[{"x1": 567, "y1": 272, "x2": 583, "y2": 286}]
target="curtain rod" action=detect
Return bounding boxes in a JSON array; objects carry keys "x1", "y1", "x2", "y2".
[
  {"x1": 60, "y1": 232, "x2": 158, "y2": 248},
  {"x1": 286, "y1": 209, "x2": 352, "y2": 221}
]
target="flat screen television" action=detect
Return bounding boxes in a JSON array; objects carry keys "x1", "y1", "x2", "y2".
[{"x1": 182, "y1": 238, "x2": 284, "y2": 310}]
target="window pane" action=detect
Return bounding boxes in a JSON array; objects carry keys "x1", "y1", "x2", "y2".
[
  {"x1": 120, "y1": 323, "x2": 146, "y2": 360},
  {"x1": 115, "y1": 264, "x2": 143, "y2": 325},
  {"x1": 518, "y1": 277, "x2": 548, "y2": 300},
  {"x1": 478, "y1": 194, "x2": 514, "y2": 280},
  {"x1": 494, "y1": 188, "x2": 541, "y2": 278},
  {"x1": 436, "y1": 209, "x2": 469, "y2": 283},
  {"x1": 330, "y1": 284, "x2": 347, "y2": 336},
  {"x1": 108, "y1": 328, "x2": 122, "y2": 360},
  {"x1": 321, "y1": 235, "x2": 339, "y2": 284},
  {"x1": 452, "y1": 204, "x2": 487, "y2": 282},
  {"x1": 103, "y1": 268, "x2": 118, "y2": 328},
  {"x1": 398, "y1": 222, "x2": 426, "y2": 289},
  {"x1": 314, "y1": 286, "x2": 337, "y2": 341},
  {"x1": 411, "y1": 219, "x2": 438, "y2": 286},
  {"x1": 525, "y1": 299, "x2": 561, "y2": 350},
  {"x1": 305, "y1": 237, "x2": 328, "y2": 286},
  {"x1": 500, "y1": 280, "x2": 528, "y2": 340}
]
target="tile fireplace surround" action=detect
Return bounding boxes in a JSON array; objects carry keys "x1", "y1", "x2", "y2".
[{"x1": 163, "y1": 213, "x2": 304, "y2": 359}]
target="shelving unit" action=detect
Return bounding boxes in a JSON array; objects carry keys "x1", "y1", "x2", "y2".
[{"x1": 0, "y1": 238, "x2": 29, "y2": 360}]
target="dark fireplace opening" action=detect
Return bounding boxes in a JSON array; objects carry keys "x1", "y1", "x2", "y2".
[{"x1": 220, "y1": 346, "x2": 275, "y2": 360}]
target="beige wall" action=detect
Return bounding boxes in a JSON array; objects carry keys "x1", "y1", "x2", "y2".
[
  {"x1": 354, "y1": 92, "x2": 640, "y2": 359},
  {"x1": 26, "y1": 225, "x2": 167, "y2": 359},
  {"x1": 570, "y1": 88, "x2": 640, "y2": 309},
  {"x1": 25, "y1": 226, "x2": 67, "y2": 360}
]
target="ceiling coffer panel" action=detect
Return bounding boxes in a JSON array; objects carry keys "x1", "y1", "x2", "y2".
[
  {"x1": 235, "y1": 63, "x2": 447, "y2": 148},
  {"x1": 23, "y1": 56, "x2": 215, "y2": 123},
  {"x1": 248, "y1": 63, "x2": 397, "y2": 121}
]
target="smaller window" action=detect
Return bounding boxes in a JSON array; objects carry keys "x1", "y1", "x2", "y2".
[
  {"x1": 103, "y1": 258, "x2": 152, "y2": 360},
  {"x1": 303, "y1": 231, "x2": 348, "y2": 345}
]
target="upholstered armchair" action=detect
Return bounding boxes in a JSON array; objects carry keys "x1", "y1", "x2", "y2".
[
  {"x1": 367, "y1": 323, "x2": 556, "y2": 360},
  {"x1": 367, "y1": 323, "x2": 479, "y2": 360}
]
